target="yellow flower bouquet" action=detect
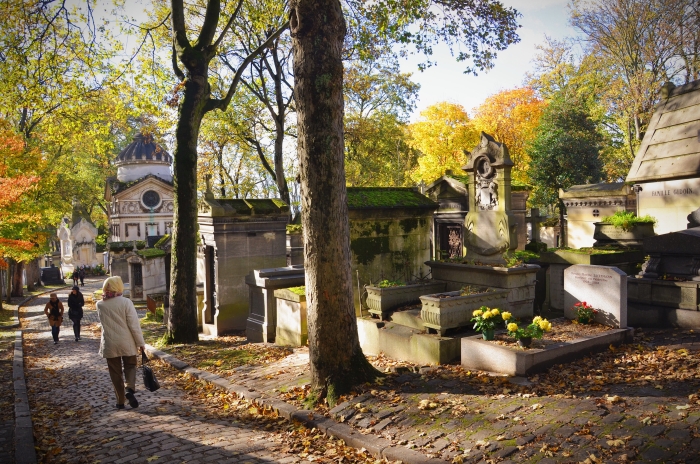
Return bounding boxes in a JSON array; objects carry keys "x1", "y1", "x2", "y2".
[
  {"x1": 506, "y1": 316, "x2": 552, "y2": 347},
  {"x1": 471, "y1": 306, "x2": 512, "y2": 340}
]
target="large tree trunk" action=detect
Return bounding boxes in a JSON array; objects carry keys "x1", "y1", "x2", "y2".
[
  {"x1": 167, "y1": 71, "x2": 209, "y2": 344},
  {"x1": 11, "y1": 260, "x2": 24, "y2": 298},
  {"x1": 26, "y1": 259, "x2": 41, "y2": 291},
  {"x1": 290, "y1": 0, "x2": 379, "y2": 405},
  {"x1": 4, "y1": 265, "x2": 11, "y2": 304}
]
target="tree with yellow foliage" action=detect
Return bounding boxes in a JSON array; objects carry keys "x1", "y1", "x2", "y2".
[
  {"x1": 471, "y1": 88, "x2": 546, "y2": 183},
  {"x1": 407, "y1": 102, "x2": 479, "y2": 184}
]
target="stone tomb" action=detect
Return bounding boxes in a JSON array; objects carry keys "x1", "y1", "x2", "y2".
[
  {"x1": 274, "y1": 288, "x2": 307, "y2": 346},
  {"x1": 564, "y1": 265, "x2": 627, "y2": 328},
  {"x1": 627, "y1": 227, "x2": 700, "y2": 328},
  {"x1": 245, "y1": 265, "x2": 305, "y2": 343},
  {"x1": 198, "y1": 185, "x2": 289, "y2": 337},
  {"x1": 627, "y1": 79, "x2": 700, "y2": 235},
  {"x1": 540, "y1": 249, "x2": 644, "y2": 311},
  {"x1": 559, "y1": 183, "x2": 636, "y2": 249}
]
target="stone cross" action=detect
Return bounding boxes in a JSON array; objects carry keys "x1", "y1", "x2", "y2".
[{"x1": 417, "y1": 180, "x2": 427, "y2": 194}]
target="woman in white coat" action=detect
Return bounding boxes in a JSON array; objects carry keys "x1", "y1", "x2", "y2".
[{"x1": 96, "y1": 276, "x2": 146, "y2": 409}]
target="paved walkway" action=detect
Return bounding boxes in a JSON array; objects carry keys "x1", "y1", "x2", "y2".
[
  {"x1": 210, "y1": 342, "x2": 700, "y2": 463},
  {"x1": 20, "y1": 280, "x2": 315, "y2": 464}
]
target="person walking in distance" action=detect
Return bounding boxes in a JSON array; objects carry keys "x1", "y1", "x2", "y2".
[
  {"x1": 72, "y1": 270, "x2": 79, "y2": 287},
  {"x1": 79, "y1": 266, "x2": 86, "y2": 286},
  {"x1": 96, "y1": 276, "x2": 146, "y2": 409},
  {"x1": 67, "y1": 286, "x2": 85, "y2": 341},
  {"x1": 43, "y1": 293, "x2": 64, "y2": 344}
]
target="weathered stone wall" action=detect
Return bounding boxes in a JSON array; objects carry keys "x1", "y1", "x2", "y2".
[
  {"x1": 142, "y1": 257, "x2": 167, "y2": 296},
  {"x1": 201, "y1": 220, "x2": 288, "y2": 335},
  {"x1": 349, "y1": 209, "x2": 433, "y2": 311}
]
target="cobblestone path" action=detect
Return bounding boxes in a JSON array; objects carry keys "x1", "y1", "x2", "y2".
[
  {"x1": 222, "y1": 338, "x2": 700, "y2": 463},
  {"x1": 20, "y1": 281, "x2": 314, "y2": 464}
]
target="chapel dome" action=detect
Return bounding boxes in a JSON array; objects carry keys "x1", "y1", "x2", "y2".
[{"x1": 115, "y1": 133, "x2": 172, "y2": 183}]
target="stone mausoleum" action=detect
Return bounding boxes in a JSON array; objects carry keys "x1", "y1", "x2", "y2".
[
  {"x1": 198, "y1": 182, "x2": 289, "y2": 337},
  {"x1": 57, "y1": 217, "x2": 100, "y2": 270},
  {"x1": 346, "y1": 187, "x2": 438, "y2": 311},
  {"x1": 560, "y1": 183, "x2": 636, "y2": 249},
  {"x1": 627, "y1": 79, "x2": 700, "y2": 235},
  {"x1": 104, "y1": 133, "x2": 174, "y2": 301}
]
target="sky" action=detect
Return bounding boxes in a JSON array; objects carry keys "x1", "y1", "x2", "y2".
[{"x1": 401, "y1": 0, "x2": 581, "y2": 120}]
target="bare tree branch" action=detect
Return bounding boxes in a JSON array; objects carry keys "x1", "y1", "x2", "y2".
[{"x1": 205, "y1": 20, "x2": 289, "y2": 113}]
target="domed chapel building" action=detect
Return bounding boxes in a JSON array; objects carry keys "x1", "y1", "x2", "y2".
[{"x1": 104, "y1": 133, "x2": 174, "y2": 301}]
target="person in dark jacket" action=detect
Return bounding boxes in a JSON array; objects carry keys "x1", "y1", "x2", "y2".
[
  {"x1": 67, "y1": 286, "x2": 85, "y2": 341},
  {"x1": 79, "y1": 267, "x2": 86, "y2": 286},
  {"x1": 43, "y1": 293, "x2": 64, "y2": 344}
]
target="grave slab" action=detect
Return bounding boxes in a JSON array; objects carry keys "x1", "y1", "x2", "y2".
[{"x1": 564, "y1": 265, "x2": 627, "y2": 328}]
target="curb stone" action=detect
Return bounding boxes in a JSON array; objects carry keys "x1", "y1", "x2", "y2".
[
  {"x1": 13, "y1": 330, "x2": 36, "y2": 464},
  {"x1": 145, "y1": 344, "x2": 450, "y2": 463}
]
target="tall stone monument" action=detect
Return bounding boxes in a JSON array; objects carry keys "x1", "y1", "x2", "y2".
[{"x1": 463, "y1": 132, "x2": 517, "y2": 264}]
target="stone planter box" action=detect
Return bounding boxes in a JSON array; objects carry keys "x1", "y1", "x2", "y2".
[
  {"x1": 593, "y1": 222, "x2": 655, "y2": 248},
  {"x1": 461, "y1": 327, "x2": 634, "y2": 376},
  {"x1": 273, "y1": 288, "x2": 307, "y2": 347},
  {"x1": 419, "y1": 289, "x2": 509, "y2": 335},
  {"x1": 540, "y1": 249, "x2": 645, "y2": 310},
  {"x1": 366, "y1": 281, "x2": 446, "y2": 319},
  {"x1": 425, "y1": 261, "x2": 539, "y2": 318}
]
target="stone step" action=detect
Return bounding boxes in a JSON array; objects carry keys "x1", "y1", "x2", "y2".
[
  {"x1": 387, "y1": 308, "x2": 426, "y2": 331},
  {"x1": 357, "y1": 317, "x2": 461, "y2": 364}
]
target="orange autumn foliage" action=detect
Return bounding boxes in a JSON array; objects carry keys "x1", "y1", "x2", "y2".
[
  {"x1": 472, "y1": 88, "x2": 547, "y2": 183},
  {"x1": 0, "y1": 122, "x2": 42, "y2": 263}
]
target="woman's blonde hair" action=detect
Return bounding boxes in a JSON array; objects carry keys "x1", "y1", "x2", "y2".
[{"x1": 102, "y1": 276, "x2": 125, "y2": 294}]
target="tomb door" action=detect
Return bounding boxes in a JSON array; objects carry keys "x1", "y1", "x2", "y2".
[
  {"x1": 204, "y1": 246, "x2": 216, "y2": 324},
  {"x1": 438, "y1": 223, "x2": 463, "y2": 259},
  {"x1": 132, "y1": 263, "x2": 143, "y2": 299}
]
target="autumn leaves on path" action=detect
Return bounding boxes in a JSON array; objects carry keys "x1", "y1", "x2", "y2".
[{"x1": 20, "y1": 287, "x2": 387, "y2": 464}]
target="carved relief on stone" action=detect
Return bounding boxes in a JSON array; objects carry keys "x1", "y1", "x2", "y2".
[
  {"x1": 474, "y1": 156, "x2": 498, "y2": 211},
  {"x1": 447, "y1": 228, "x2": 461, "y2": 258}
]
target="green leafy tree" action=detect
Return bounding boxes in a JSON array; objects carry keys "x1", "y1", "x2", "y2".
[
  {"x1": 344, "y1": 59, "x2": 420, "y2": 186},
  {"x1": 527, "y1": 95, "x2": 603, "y2": 245}
]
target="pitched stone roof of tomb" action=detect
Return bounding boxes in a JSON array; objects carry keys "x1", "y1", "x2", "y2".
[
  {"x1": 627, "y1": 79, "x2": 700, "y2": 183},
  {"x1": 114, "y1": 133, "x2": 172, "y2": 166},
  {"x1": 560, "y1": 182, "x2": 632, "y2": 199},
  {"x1": 346, "y1": 187, "x2": 437, "y2": 209},
  {"x1": 198, "y1": 196, "x2": 289, "y2": 217}
]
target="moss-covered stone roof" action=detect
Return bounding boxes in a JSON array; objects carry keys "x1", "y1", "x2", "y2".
[
  {"x1": 346, "y1": 188, "x2": 437, "y2": 210},
  {"x1": 136, "y1": 248, "x2": 167, "y2": 259}
]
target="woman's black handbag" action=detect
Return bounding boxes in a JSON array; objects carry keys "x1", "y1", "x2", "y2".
[{"x1": 141, "y1": 352, "x2": 160, "y2": 392}]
